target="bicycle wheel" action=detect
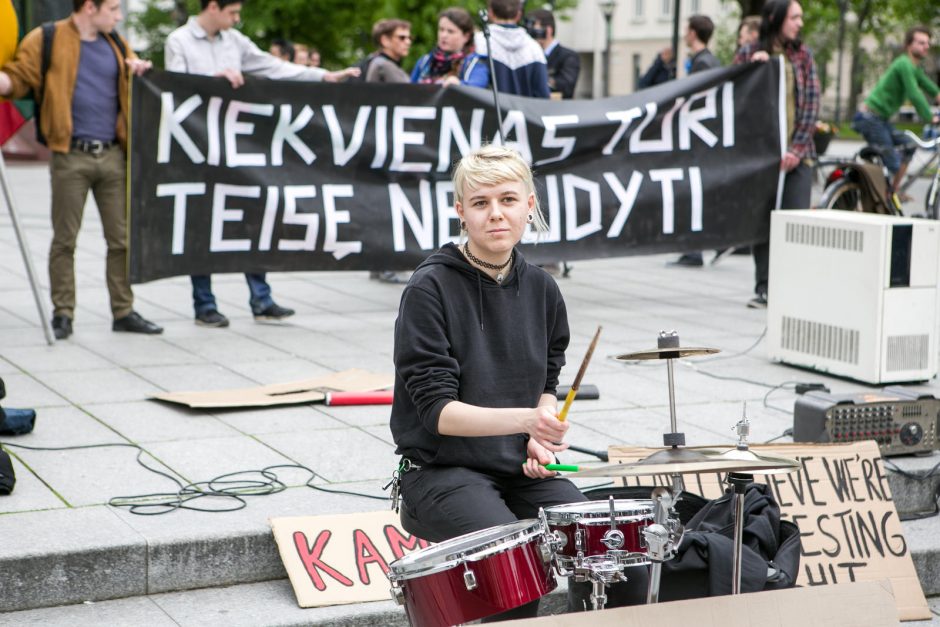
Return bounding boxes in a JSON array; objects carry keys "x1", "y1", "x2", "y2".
[
  {"x1": 926, "y1": 176, "x2": 940, "y2": 220},
  {"x1": 819, "y1": 178, "x2": 864, "y2": 211}
]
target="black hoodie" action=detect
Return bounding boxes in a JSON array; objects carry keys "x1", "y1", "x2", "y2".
[{"x1": 390, "y1": 242, "x2": 569, "y2": 476}]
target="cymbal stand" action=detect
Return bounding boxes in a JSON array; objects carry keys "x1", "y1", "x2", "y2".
[
  {"x1": 644, "y1": 487, "x2": 682, "y2": 603},
  {"x1": 727, "y1": 472, "x2": 753, "y2": 594},
  {"x1": 659, "y1": 330, "x2": 686, "y2": 494}
]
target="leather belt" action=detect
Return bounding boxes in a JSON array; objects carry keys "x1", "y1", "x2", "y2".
[{"x1": 70, "y1": 138, "x2": 115, "y2": 155}]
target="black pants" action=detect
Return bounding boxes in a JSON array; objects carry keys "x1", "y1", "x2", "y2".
[
  {"x1": 753, "y1": 162, "x2": 812, "y2": 296},
  {"x1": 400, "y1": 465, "x2": 587, "y2": 622}
]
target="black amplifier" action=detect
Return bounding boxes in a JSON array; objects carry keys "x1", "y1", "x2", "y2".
[{"x1": 793, "y1": 387, "x2": 940, "y2": 456}]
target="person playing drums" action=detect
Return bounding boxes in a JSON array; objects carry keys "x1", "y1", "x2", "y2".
[{"x1": 390, "y1": 144, "x2": 587, "y2": 621}]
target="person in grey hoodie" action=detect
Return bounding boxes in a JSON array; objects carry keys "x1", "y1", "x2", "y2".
[{"x1": 390, "y1": 145, "x2": 585, "y2": 621}]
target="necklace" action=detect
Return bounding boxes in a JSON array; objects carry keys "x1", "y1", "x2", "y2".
[{"x1": 463, "y1": 242, "x2": 514, "y2": 284}]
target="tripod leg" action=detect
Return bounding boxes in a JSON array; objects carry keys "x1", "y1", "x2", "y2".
[{"x1": 0, "y1": 152, "x2": 54, "y2": 345}]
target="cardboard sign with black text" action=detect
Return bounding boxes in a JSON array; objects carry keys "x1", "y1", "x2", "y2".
[
  {"x1": 607, "y1": 441, "x2": 928, "y2": 620},
  {"x1": 271, "y1": 510, "x2": 428, "y2": 608}
]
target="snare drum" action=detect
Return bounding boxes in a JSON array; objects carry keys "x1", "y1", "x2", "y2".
[
  {"x1": 388, "y1": 519, "x2": 556, "y2": 627},
  {"x1": 544, "y1": 499, "x2": 654, "y2": 567}
]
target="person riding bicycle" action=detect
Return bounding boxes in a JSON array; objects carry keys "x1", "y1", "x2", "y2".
[{"x1": 852, "y1": 25, "x2": 940, "y2": 202}]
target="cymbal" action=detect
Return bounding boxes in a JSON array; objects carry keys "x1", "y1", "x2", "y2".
[
  {"x1": 570, "y1": 447, "x2": 795, "y2": 478},
  {"x1": 713, "y1": 447, "x2": 800, "y2": 475},
  {"x1": 616, "y1": 347, "x2": 719, "y2": 361}
]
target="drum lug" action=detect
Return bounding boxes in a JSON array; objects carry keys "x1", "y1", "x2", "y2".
[
  {"x1": 390, "y1": 583, "x2": 404, "y2": 606},
  {"x1": 463, "y1": 566, "x2": 478, "y2": 591},
  {"x1": 551, "y1": 529, "x2": 568, "y2": 551},
  {"x1": 601, "y1": 529, "x2": 625, "y2": 550}
]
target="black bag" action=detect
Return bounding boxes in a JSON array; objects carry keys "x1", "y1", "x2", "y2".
[
  {"x1": 0, "y1": 407, "x2": 36, "y2": 435},
  {"x1": 0, "y1": 449, "x2": 15, "y2": 495}
]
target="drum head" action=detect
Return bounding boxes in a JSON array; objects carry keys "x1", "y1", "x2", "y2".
[
  {"x1": 544, "y1": 499, "x2": 653, "y2": 525},
  {"x1": 389, "y1": 519, "x2": 544, "y2": 581}
]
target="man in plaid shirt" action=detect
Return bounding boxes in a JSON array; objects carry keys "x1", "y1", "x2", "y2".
[{"x1": 735, "y1": 0, "x2": 819, "y2": 308}]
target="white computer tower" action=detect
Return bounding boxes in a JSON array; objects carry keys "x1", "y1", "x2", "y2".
[{"x1": 767, "y1": 210, "x2": 940, "y2": 384}]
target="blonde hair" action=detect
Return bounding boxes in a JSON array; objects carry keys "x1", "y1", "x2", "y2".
[{"x1": 452, "y1": 145, "x2": 548, "y2": 234}]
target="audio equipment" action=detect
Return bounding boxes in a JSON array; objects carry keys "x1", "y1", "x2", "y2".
[
  {"x1": 793, "y1": 387, "x2": 940, "y2": 456},
  {"x1": 767, "y1": 211, "x2": 940, "y2": 384}
]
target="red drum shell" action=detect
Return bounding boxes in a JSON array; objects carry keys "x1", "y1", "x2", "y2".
[
  {"x1": 389, "y1": 520, "x2": 555, "y2": 627},
  {"x1": 545, "y1": 499, "x2": 654, "y2": 561}
]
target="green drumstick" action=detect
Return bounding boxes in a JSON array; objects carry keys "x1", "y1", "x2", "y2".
[{"x1": 544, "y1": 464, "x2": 579, "y2": 472}]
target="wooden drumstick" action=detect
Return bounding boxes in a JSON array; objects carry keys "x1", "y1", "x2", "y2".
[{"x1": 557, "y1": 325, "x2": 602, "y2": 422}]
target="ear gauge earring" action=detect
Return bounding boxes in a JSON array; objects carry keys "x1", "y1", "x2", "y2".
[
  {"x1": 526, "y1": 213, "x2": 534, "y2": 224},
  {"x1": 460, "y1": 221, "x2": 467, "y2": 231}
]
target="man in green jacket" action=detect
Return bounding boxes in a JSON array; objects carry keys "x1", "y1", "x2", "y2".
[{"x1": 852, "y1": 25, "x2": 940, "y2": 198}]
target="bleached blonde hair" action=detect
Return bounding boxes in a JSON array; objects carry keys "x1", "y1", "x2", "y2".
[{"x1": 452, "y1": 145, "x2": 548, "y2": 234}]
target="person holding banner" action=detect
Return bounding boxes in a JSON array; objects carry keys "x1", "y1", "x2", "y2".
[
  {"x1": 735, "y1": 0, "x2": 818, "y2": 309},
  {"x1": 0, "y1": 0, "x2": 164, "y2": 339},
  {"x1": 164, "y1": 0, "x2": 359, "y2": 327},
  {"x1": 390, "y1": 145, "x2": 585, "y2": 621}
]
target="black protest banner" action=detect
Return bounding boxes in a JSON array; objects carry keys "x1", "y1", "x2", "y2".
[
  {"x1": 128, "y1": 64, "x2": 781, "y2": 283},
  {"x1": 608, "y1": 442, "x2": 930, "y2": 621}
]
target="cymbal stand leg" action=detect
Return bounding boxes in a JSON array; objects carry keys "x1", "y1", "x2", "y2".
[
  {"x1": 646, "y1": 561, "x2": 662, "y2": 604},
  {"x1": 728, "y1": 472, "x2": 752, "y2": 595},
  {"x1": 645, "y1": 487, "x2": 675, "y2": 604},
  {"x1": 665, "y1": 357, "x2": 678, "y2": 434}
]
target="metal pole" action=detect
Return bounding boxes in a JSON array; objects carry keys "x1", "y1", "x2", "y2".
[
  {"x1": 728, "y1": 473, "x2": 752, "y2": 595},
  {"x1": 603, "y1": 14, "x2": 612, "y2": 97},
  {"x1": 670, "y1": 0, "x2": 680, "y2": 79},
  {"x1": 0, "y1": 151, "x2": 54, "y2": 345},
  {"x1": 834, "y1": 1, "x2": 848, "y2": 126},
  {"x1": 478, "y1": 10, "x2": 504, "y2": 143}
]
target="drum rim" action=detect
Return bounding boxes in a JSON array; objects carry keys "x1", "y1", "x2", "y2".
[
  {"x1": 544, "y1": 499, "x2": 654, "y2": 525},
  {"x1": 388, "y1": 519, "x2": 546, "y2": 581}
]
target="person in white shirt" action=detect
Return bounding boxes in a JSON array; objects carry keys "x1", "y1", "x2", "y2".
[{"x1": 164, "y1": 0, "x2": 358, "y2": 327}]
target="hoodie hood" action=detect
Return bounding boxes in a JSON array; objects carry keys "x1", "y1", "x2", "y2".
[{"x1": 474, "y1": 25, "x2": 546, "y2": 67}]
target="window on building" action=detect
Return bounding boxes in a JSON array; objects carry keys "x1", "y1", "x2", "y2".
[
  {"x1": 662, "y1": 0, "x2": 672, "y2": 15},
  {"x1": 635, "y1": 0, "x2": 644, "y2": 18},
  {"x1": 690, "y1": 0, "x2": 701, "y2": 13}
]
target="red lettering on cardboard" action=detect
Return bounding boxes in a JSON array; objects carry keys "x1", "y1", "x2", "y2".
[
  {"x1": 384, "y1": 524, "x2": 431, "y2": 560},
  {"x1": 353, "y1": 528, "x2": 390, "y2": 584},
  {"x1": 293, "y1": 530, "x2": 354, "y2": 591}
]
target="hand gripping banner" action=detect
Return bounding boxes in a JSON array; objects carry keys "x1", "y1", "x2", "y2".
[{"x1": 128, "y1": 63, "x2": 780, "y2": 283}]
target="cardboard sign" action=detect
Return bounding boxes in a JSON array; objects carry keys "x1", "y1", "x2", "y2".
[
  {"x1": 507, "y1": 580, "x2": 898, "y2": 626},
  {"x1": 607, "y1": 441, "x2": 929, "y2": 621},
  {"x1": 271, "y1": 510, "x2": 429, "y2": 608},
  {"x1": 151, "y1": 368, "x2": 393, "y2": 408}
]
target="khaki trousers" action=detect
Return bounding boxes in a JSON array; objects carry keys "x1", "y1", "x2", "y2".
[{"x1": 49, "y1": 146, "x2": 134, "y2": 320}]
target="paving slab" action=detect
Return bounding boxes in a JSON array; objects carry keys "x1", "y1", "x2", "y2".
[{"x1": 2, "y1": 156, "x2": 940, "y2": 621}]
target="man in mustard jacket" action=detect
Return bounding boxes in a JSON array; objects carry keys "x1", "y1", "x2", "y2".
[{"x1": 0, "y1": 0, "x2": 162, "y2": 339}]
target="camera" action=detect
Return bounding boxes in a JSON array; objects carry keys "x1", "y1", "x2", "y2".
[{"x1": 523, "y1": 16, "x2": 547, "y2": 40}]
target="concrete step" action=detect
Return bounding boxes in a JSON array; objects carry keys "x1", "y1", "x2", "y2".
[
  {"x1": 886, "y1": 452, "x2": 940, "y2": 518},
  {"x1": 0, "y1": 577, "x2": 937, "y2": 626},
  {"x1": 1, "y1": 494, "x2": 939, "y2": 615}
]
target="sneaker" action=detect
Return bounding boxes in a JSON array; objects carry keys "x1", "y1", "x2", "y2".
[
  {"x1": 668, "y1": 253, "x2": 704, "y2": 267},
  {"x1": 195, "y1": 309, "x2": 230, "y2": 328},
  {"x1": 372, "y1": 270, "x2": 410, "y2": 284},
  {"x1": 112, "y1": 311, "x2": 163, "y2": 334},
  {"x1": 253, "y1": 303, "x2": 295, "y2": 321},
  {"x1": 747, "y1": 293, "x2": 768, "y2": 309},
  {"x1": 51, "y1": 315, "x2": 72, "y2": 340}
]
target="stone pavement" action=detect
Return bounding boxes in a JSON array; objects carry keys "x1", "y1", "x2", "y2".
[{"x1": 0, "y1": 145, "x2": 938, "y2": 625}]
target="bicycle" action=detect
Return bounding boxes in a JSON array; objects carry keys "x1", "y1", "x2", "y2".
[{"x1": 817, "y1": 124, "x2": 939, "y2": 217}]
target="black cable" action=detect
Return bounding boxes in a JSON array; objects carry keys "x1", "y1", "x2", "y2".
[
  {"x1": 0, "y1": 441, "x2": 387, "y2": 515},
  {"x1": 696, "y1": 327, "x2": 768, "y2": 363}
]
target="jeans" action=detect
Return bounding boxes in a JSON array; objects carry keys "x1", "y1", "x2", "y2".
[
  {"x1": 851, "y1": 110, "x2": 916, "y2": 175},
  {"x1": 753, "y1": 162, "x2": 812, "y2": 296},
  {"x1": 190, "y1": 273, "x2": 273, "y2": 315}
]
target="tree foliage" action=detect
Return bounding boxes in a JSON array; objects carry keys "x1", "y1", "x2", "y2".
[{"x1": 129, "y1": 0, "x2": 579, "y2": 70}]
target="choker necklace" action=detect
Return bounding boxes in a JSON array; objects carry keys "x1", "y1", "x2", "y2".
[{"x1": 463, "y1": 242, "x2": 514, "y2": 284}]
